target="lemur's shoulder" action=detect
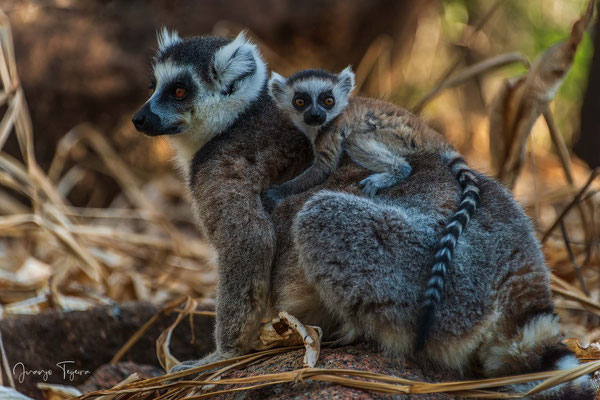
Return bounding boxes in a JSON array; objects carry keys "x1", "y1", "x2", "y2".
[{"x1": 190, "y1": 91, "x2": 311, "y2": 187}]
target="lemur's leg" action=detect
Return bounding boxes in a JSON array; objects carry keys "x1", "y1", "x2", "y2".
[
  {"x1": 346, "y1": 137, "x2": 412, "y2": 196},
  {"x1": 291, "y1": 190, "x2": 439, "y2": 355}
]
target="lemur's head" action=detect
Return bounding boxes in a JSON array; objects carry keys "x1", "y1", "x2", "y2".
[
  {"x1": 132, "y1": 28, "x2": 266, "y2": 148},
  {"x1": 268, "y1": 67, "x2": 355, "y2": 137}
]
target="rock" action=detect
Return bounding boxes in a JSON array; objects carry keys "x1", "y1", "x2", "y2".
[
  {"x1": 77, "y1": 362, "x2": 163, "y2": 394},
  {"x1": 218, "y1": 344, "x2": 456, "y2": 399},
  {"x1": 0, "y1": 302, "x2": 214, "y2": 399},
  {"x1": 78, "y1": 345, "x2": 458, "y2": 399}
]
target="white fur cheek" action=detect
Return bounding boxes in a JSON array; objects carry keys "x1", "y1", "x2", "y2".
[
  {"x1": 324, "y1": 99, "x2": 348, "y2": 125},
  {"x1": 281, "y1": 104, "x2": 309, "y2": 136},
  {"x1": 272, "y1": 95, "x2": 307, "y2": 134}
]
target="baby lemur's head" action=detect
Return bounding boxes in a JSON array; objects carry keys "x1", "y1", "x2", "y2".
[{"x1": 268, "y1": 67, "x2": 355, "y2": 139}]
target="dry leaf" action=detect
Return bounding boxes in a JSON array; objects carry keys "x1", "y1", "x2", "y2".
[
  {"x1": 564, "y1": 338, "x2": 600, "y2": 360},
  {"x1": 156, "y1": 297, "x2": 197, "y2": 372},
  {"x1": 3, "y1": 294, "x2": 51, "y2": 315},
  {"x1": 256, "y1": 311, "x2": 322, "y2": 367},
  {"x1": 489, "y1": 0, "x2": 594, "y2": 188},
  {"x1": 96, "y1": 373, "x2": 143, "y2": 400},
  {"x1": 37, "y1": 383, "x2": 82, "y2": 400}
]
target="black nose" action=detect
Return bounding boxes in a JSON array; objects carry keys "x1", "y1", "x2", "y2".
[
  {"x1": 132, "y1": 103, "x2": 162, "y2": 135},
  {"x1": 304, "y1": 110, "x2": 326, "y2": 126},
  {"x1": 132, "y1": 113, "x2": 146, "y2": 130}
]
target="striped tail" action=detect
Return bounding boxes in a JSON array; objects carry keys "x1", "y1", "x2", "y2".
[{"x1": 415, "y1": 151, "x2": 481, "y2": 351}]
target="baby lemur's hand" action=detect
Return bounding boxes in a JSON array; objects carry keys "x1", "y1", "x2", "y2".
[{"x1": 261, "y1": 185, "x2": 285, "y2": 213}]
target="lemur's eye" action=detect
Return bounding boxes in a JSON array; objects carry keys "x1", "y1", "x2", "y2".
[
  {"x1": 295, "y1": 98, "x2": 305, "y2": 107},
  {"x1": 323, "y1": 97, "x2": 334, "y2": 107},
  {"x1": 174, "y1": 87, "x2": 187, "y2": 99}
]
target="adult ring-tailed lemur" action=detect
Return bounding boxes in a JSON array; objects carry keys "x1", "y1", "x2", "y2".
[{"x1": 131, "y1": 29, "x2": 594, "y2": 399}]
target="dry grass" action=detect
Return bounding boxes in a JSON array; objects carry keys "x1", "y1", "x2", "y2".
[
  {"x1": 74, "y1": 346, "x2": 599, "y2": 399},
  {"x1": 0, "y1": 1, "x2": 599, "y2": 399}
]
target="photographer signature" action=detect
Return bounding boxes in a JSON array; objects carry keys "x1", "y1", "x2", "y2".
[{"x1": 12, "y1": 361, "x2": 90, "y2": 383}]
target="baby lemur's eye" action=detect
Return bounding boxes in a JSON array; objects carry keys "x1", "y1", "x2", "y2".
[
  {"x1": 174, "y1": 86, "x2": 187, "y2": 100},
  {"x1": 293, "y1": 94, "x2": 309, "y2": 109},
  {"x1": 323, "y1": 97, "x2": 335, "y2": 107}
]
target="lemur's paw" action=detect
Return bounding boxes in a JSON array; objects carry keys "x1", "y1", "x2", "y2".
[
  {"x1": 169, "y1": 352, "x2": 225, "y2": 374},
  {"x1": 360, "y1": 171, "x2": 406, "y2": 196},
  {"x1": 261, "y1": 186, "x2": 284, "y2": 213},
  {"x1": 396, "y1": 162, "x2": 413, "y2": 180}
]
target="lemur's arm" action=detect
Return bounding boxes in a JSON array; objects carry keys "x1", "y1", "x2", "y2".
[
  {"x1": 186, "y1": 157, "x2": 277, "y2": 363},
  {"x1": 279, "y1": 156, "x2": 336, "y2": 195},
  {"x1": 262, "y1": 129, "x2": 343, "y2": 212},
  {"x1": 261, "y1": 158, "x2": 334, "y2": 213}
]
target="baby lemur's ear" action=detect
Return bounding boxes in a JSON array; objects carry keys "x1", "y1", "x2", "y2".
[
  {"x1": 268, "y1": 72, "x2": 288, "y2": 104},
  {"x1": 337, "y1": 66, "x2": 356, "y2": 96},
  {"x1": 212, "y1": 31, "x2": 261, "y2": 92},
  {"x1": 157, "y1": 27, "x2": 181, "y2": 52}
]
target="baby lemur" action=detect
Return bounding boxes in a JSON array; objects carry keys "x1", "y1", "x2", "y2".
[
  {"x1": 266, "y1": 67, "x2": 481, "y2": 349},
  {"x1": 265, "y1": 67, "x2": 413, "y2": 202}
]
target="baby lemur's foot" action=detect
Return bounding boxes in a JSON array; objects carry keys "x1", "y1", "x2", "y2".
[
  {"x1": 360, "y1": 164, "x2": 412, "y2": 197},
  {"x1": 169, "y1": 351, "x2": 225, "y2": 374}
]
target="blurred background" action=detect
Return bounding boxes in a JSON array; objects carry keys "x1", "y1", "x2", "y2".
[
  {"x1": 0, "y1": 0, "x2": 599, "y2": 342},
  {"x1": 2, "y1": 0, "x2": 596, "y2": 178}
]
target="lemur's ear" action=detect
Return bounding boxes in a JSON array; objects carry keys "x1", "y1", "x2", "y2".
[
  {"x1": 157, "y1": 27, "x2": 181, "y2": 52},
  {"x1": 337, "y1": 66, "x2": 356, "y2": 96},
  {"x1": 268, "y1": 72, "x2": 287, "y2": 104},
  {"x1": 212, "y1": 31, "x2": 260, "y2": 91}
]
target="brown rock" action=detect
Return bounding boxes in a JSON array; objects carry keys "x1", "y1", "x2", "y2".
[
  {"x1": 0, "y1": 302, "x2": 214, "y2": 399},
  {"x1": 77, "y1": 362, "x2": 163, "y2": 394},
  {"x1": 217, "y1": 344, "x2": 457, "y2": 399},
  {"x1": 77, "y1": 345, "x2": 460, "y2": 399}
]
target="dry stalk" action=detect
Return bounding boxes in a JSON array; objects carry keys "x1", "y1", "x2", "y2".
[
  {"x1": 414, "y1": 52, "x2": 530, "y2": 112},
  {"x1": 542, "y1": 168, "x2": 599, "y2": 243},
  {"x1": 77, "y1": 359, "x2": 600, "y2": 399},
  {"x1": 354, "y1": 34, "x2": 393, "y2": 93},
  {"x1": 0, "y1": 329, "x2": 14, "y2": 388},
  {"x1": 413, "y1": 0, "x2": 508, "y2": 112}
]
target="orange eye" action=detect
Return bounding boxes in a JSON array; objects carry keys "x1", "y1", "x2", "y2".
[
  {"x1": 295, "y1": 98, "x2": 305, "y2": 107},
  {"x1": 174, "y1": 87, "x2": 186, "y2": 99},
  {"x1": 324, "y1": 97, "x2": 334, "y2": 106}
]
